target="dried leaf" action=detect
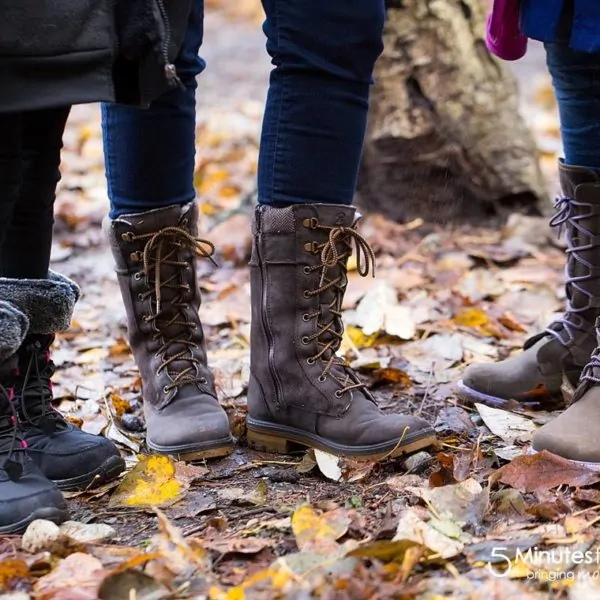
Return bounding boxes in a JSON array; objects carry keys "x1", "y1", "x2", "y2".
[
  {"x1": 410, "y1": 478, "x2": 488, "y2": 527},
  {"x1": 475, "y1": 403, "x2": 538, "y2": 443},
  {"x1": 98, "y1": 569, "x2": 168, "y2": 600},
  {"x1": 291, "y1": 505, "x2": 350, "y2": 553},
  {"x1": 393, "y1": 509, "x2": 464, "y2": 558},
  {"x1": 110, "y1": 455, "x2": 186, "y2": 508},
  {"x1": 314, "y1": 449, "x2": 342, "y2": 482},
  {"x1": 34, "y1": 553, "x2": 107, "y2": 600},
  {"x1": 204, "y1": 537, "x2": 274, "y2": 555},
  {"x1": 494, "y1": 450, "x2": 600, "y2": 492}
]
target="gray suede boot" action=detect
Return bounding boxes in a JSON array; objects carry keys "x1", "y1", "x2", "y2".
[
  {"x1": 1, "y1": 271, "x2": 125, "y2": 490},
  {"x1": 247, "y1": 204, "x2": 436, "y2": 459},
  {"x1": 0, "y1": 301, "x2": 68, "y2": 532},
  {"x1": 105, "y1": 203, "x2": 233, "y2": 460},
  {"x1": 532, "y1": 316, "x2": 600, "y2": 468},
  {"x1": 457, "y1": 161, "x2": 600, "y2": 408}
]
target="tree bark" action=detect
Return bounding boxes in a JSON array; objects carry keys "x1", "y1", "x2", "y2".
[{"x1": 357, "y1": 0, "x2": 550, "y2": 224}]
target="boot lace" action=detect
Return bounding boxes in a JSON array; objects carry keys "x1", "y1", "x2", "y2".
[
  {"x1": 303, "y1": 220, "x2": 376, "y2": 395},
  {"x1": 18, "y1": 340, "x2": 65, "y2": 434},
  {"x1": 546, "y1": 195, "x2": 600, "y2": 343},
  {"x1": 128, "y1": 226, "x2": 217, "y2": 393},
  {"x1": 0, "y1": 383, "x2": 25, "y2": 481}
]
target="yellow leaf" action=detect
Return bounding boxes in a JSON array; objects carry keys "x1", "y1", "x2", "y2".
[
  {"x1": 453, "y1": 308, "x2": 489, "y2": 328},
  {"x1": 291, "y1": 505, "x2": 350, "y2": 553},
  {"x1": 109, "y1": 455, "x2": 183, "y2": 507},
  {"x1": 346, "y1": 325, "x2": 378, "y2": 349}
]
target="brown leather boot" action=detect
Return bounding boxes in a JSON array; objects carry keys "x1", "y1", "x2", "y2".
[
  {"x1": 457, "y1": 161, "x2": 600, "y2": 409},
  {"x1": 247, "y1": 204, "x2": 436, "y2": 460},
  {"x1": 105, "y1": 203, "x2": 233, "y2": 460},
  {"x1": 532, "y1": 317, "x2": 600, "y2": 468}
]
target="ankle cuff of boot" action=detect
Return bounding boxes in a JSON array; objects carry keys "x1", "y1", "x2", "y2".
[
  {"x1": 0, "y1": 300, "x2": 29, "y2": 361},
  {"x1": 0, "y1": 270, "x2": 79, "y2": 335}
]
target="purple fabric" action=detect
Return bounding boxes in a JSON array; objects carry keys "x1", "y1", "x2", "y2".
[{"x1": 486, "y1": 0, "x2": 528, "y2": 61}]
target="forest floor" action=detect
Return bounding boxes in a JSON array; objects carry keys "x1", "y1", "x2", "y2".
[{"x1": 3, "y1": 4, "x2": 597, "y2": 600}]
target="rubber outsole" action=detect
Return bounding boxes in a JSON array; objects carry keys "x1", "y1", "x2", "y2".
[
  {"x1": 246, "y1": 417, "x2": 436, "y2": 460},
  {"x1": 52, "y1": 455, "x2": 126, "y2": 491},
  {"x1": 0, "y1": 506, "x2": 69, "y2": 535},
  {"x1": 146, "y1": 436, "x2": 234, "y2": 462},
  {"x1": 455, "y1": 379, "x2": 512, "y2": 408}
]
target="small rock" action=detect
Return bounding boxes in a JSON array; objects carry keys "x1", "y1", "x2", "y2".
[
  {"x1": 22, "y1": 519, "x2": 64, "y2": 553},
  {"x1": 121, "y1": 413, "x2": 145, "y2": 432},
  {"x1": 402, "y1": 451, "x2": 433, "y2": 474},
  {"x1": 59, "y1": 521, "x2": 116, "y2": 543}
]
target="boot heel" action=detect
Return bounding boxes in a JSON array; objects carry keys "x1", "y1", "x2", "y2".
[{"x1": 247, "y1": 429, "x2": 293, "y2": 454}]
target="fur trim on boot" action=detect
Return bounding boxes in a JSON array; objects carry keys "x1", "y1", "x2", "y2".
[
  {"x1": 0, "y1": 300, "x2": 29, "y2": 362},
  {"x1": 0, "y1": 271, "x2": 80, "y2": 335}
]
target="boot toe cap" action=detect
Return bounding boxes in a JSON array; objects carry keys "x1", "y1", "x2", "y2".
[
  {"x1": 532, "y1": 403, "x2": 600, "y2": 465},
  {"x1": 26, "y1": 426, "x2": 125, "y2": 488},
  {"x1": 145, "y1": 394, "x2": 233, "y2": 456},
  {"x1": 0, "y1": 470, "x2": 68, "y2": 532}
]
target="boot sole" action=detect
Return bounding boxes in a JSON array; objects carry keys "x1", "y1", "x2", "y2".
[
  {"x1": 456, "y1": 380, "x2": 511, "y2": 408},
  {"x1": 456, "y1": 379, "x2": 564, "y2": 410},
  {"x1": 0, "y1": 506, "x2": 69, "y2": 535},
  {"x1": 53, "y1": 455, "x2": 126, "y2": 491},
  {"x1": 246, "y1": 417, "x2": 436, "y2": 460},
  {"x1": 146, "y1": 436, "x2": 234, "y2": 462}
]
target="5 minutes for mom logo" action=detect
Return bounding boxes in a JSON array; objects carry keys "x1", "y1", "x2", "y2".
[{"x1": 486, "y1": 546, "x2": 600, "y2": 580}]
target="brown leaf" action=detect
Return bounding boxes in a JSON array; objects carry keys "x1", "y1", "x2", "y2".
[
  {"x1": 494, "y1": 450, "x2": 600, "y2": 493},
  {"x1": 203, "y1": 537, "x2": 274, "y2": 555},
  {"x1": 34, "y1": 553, "x2": 107, "y2": 600}
]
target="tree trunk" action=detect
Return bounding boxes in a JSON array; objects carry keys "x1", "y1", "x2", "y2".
[{"x1": 357, "y1": 0, "x2": 550, "y2": 224}]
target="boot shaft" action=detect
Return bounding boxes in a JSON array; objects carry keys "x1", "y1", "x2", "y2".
[
  {"x1": 105, "y1": 203, "x2": 216, "y2": 410},
  {"x1": 250, "y1": 204, "x2": 374, "y2": 417}
]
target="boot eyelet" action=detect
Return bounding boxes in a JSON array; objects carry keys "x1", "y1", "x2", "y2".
[
  {"x1": 318, "y1": 375, "x2": 326, "y2": 383},
  {"x1": 335, "y1": 390, "x2": 343, "y2": 398},
  {"x1": 306, "y1": 358, "x2": 315, "y2": 365},
  {"x1": 134, "y1": 272, "x2": 142, "y2": 281},
  {"x1": 303, "y1": 290, "x2": 311, "y2": 299},
  {"x1": 200, "y1": 377, "x2": 208, "y2": 384},
  {"x1": 303, "y1": 266, "x2": 311, "y2": 275},
  {"x1": 301, "y1": 336, "x2": 310, "y2": 345},
  {"x1": 302, "y1": 314, "x2": 310, "y2": 322},
  {"x1": 137, "y1": 293, "x2": 144, "y2": 301},
  {"x1": 163, "y1": 386, "x2": 170, "y2": 394},
  {"x1": 121, "y1": 232, "x2": 134, "y2": 242}
]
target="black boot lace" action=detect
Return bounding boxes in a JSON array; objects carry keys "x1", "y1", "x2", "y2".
[
  {"x1": 0, "y1": 382, "x2": 25, "y2": 481},
  {"x1": 17, "y1": 338, "x2": 66, "y2": 434},
  {"x1": 302, "y1": 219, "x2": 376, "y2": 396},
  {"x1": 127, "y1": 225, "x2": 217, "y2": 394}
]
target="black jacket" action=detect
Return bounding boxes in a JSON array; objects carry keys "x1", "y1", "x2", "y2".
[{"x1": 0, "y1": 0, "x2": 192, "y2": 113}]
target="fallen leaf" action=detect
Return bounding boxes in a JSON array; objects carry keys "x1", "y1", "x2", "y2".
[
  {"x1": 291, "y1": 505, "x2": 350, "y2": 553},
  {"x1": 347, "y1": 539, "x2": 433, "y2": 563},
  {"x1": 296, "y1": 450, "x2": 317, "y2": 474},
  {"x1": 59, "y1": 521, "x2": 116, "y2": 544},
  {"x1": 98, "y1": 569, "x2": 168, "y2": 600},
  {"x1": 494, "y1": 450, "x2": 600, "y2": 493},
  {"x1": 314, "y1": 449, "x2": 342, "y2": 482},
  {"x1": 34, "y1": 553, "x2": 107, "y2": 600},
  {"x1": 204, "y1": 537, "x2": 274, "y2": 555},
  {"x1": 147, "y1": 509, "x2": 210, "y2": 577},
  {"x1": 476, "y1": 403, "x2": 538, "y2": 443},
  {"x1": 410, "y1": 478, "x2": 488, "y2": 527},
  {"x1": 110, "y1": 455, "x2": 186, "y2": 508},
  {"x1": 393, "y1": 508, "x2": 464, "y2": 558}
]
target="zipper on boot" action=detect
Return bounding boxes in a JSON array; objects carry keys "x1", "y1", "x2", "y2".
[{"x1": 256, "y1": 221, "x2": 284, "y2": 412}]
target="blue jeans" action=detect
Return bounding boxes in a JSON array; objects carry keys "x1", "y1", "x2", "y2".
[
  {"x1": 102, "y1": 0, "x2": 385, "y2": 217},
  {"x1": 545, "y1": 41, "x2": 600, "y2": 172}
]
